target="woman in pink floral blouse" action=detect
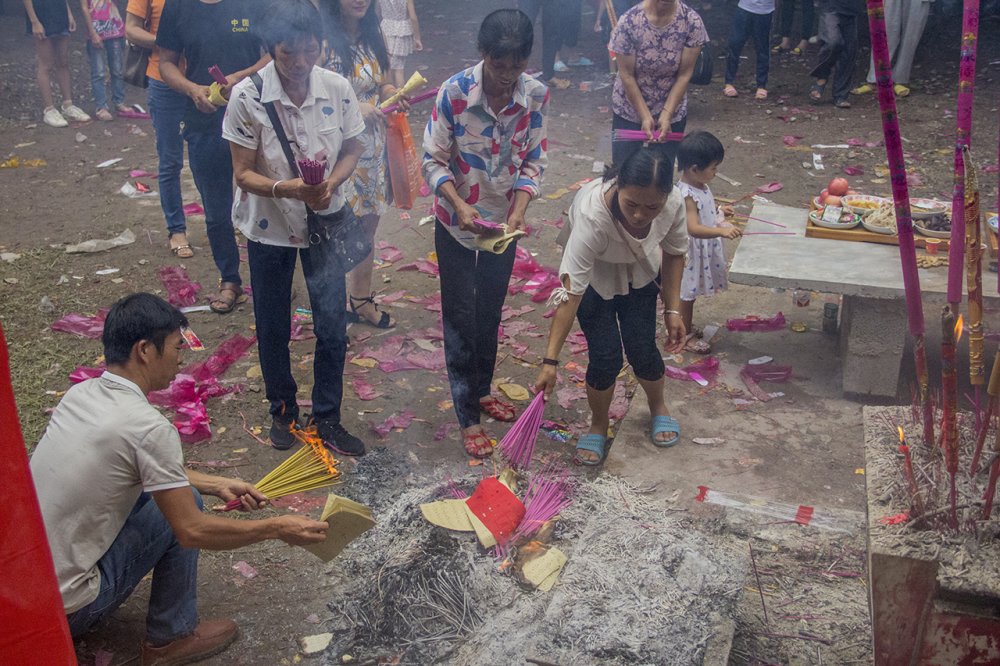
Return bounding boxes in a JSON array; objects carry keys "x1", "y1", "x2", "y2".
[{"x1": 609, "y1": 0, "x2": 708, "y2": 169}]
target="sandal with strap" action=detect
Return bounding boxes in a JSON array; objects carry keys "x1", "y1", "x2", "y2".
[
  {"x1": 209, "y1": 281, "x2": 246, "y2": 314},
  {"x1": 651, "y1": 415, "x2": 681, "y2": 448},
  {"x1": 169, "y1": 233, "x2": 194, "y2": 259},
  {"x1": 809, "y1": 81, "x2": 826, "y2": 101},
  {"x1": 346, "y1": 293, "x2": 393, "y2": 329},
  {"x1": 463, "y1": 430, "x2": 494, "y2": 458},
  {"x1": 723, "y1": 84, "x2": 738, "y2": 98},
  {"x1": 479, "y1": 395, "x2": 517, "y2": 422},
  {"x1": 574, "y1": 433, "x2": 609, "y2": 466}
]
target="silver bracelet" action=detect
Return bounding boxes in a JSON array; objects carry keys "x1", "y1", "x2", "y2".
[
  {"x1": 271, "y1": 179, "x2": 284, "y2": 198},
  {"x1": 664, "y1": 309, "x2": 682, "y2": 317}
]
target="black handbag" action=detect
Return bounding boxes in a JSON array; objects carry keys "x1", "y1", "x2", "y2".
[
  {"x1": 250, "y1": 74, "x2": 372, "y2": 272},
  {"x1": 123, "y1": 0, "x2": 152, "y2": 88},
  {"x1": 689, "y1": 41, "x2": 713, "y2": 86}
]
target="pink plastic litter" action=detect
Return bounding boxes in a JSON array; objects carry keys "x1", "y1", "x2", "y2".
[
  {"x1": 376, "y1": 242, "x2": 404, "y2": 263},
  {"x1": 739, "y1": 362, "x2": 791, "y2": 402},
  {"x1": 842, "y1": 165, "x2": 864, "y2": 176},
  {"x1": 664, "y1": 356, "x2": 720, "y2": 384},
  {"x1": 373, "y1": 410, "x2": 416, "y2": 438},
  {"x1": 352, "y1": 376, "x2": 383, "y2": 401},
  {"x1": 51, "y1": 309, "x2": 108, "y2": 339},
  {"x1": 182, "y1": 202, "x2": 204, "y2": 216},
  {"x1": 290, "y1": 323, "x2": 315, "y2": 341},
  {"x1": 498, "y1": 391, "x2": 545, "y2": 469},
  {"x1": 419, "y1": 183, "x2": 431, "y2": 197},
  {"x1": 755, "y1": 181, "x2": 784, "y2": 194},
  {"x1": 434, "y1": 421, "x2": 459, "y2": 441},
  {"x1": 158, "y1": 266, "x2": 202, "y2": 307},
  {"x1": 726, "y1": 312, "x2": 786, "y2": 332},
  {"x1": 396, "y1": 258, "x2": 440, "y2": 276},
  {"x1": 69, "y1": 365, "x2": 105, "y2": 383}
]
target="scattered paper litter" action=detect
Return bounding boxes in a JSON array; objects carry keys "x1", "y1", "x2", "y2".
[
  {"x1": 232, "y1": 561, "x2": 258, "y2": 579},
  {"x1": 95, "y1": 268, "x2": 120, "y2": 275},
  {"x1": 748, "y1": 356, "x2": 773, "y2": 365},
  {"x1": 300, "y1": 633, "x2": 333, "y2": 655},
  {"x1": 180, "y1": 304, "x2": 213, "y2": 313},
  {"x1": 65, "y1": 228, "x2": 136, "y2": 254},
  {"x1": 120, "y1": 182, "x2": 158, "y2": 198},
  {"x1": 96, "y1": 158, "x2": 123, "y2": 168},
  {"x1": 692, "y1": 437, "x2": 726, "y2": 445}
]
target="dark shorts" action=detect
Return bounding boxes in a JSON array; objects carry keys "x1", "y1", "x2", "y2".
[{"x1": 25, "y1": 0, "x2": 70, "y2": 38}]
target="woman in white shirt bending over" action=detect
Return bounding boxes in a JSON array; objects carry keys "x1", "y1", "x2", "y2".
[{"x1": 534, "y1": 146, "x2": 688, "y2": 466}]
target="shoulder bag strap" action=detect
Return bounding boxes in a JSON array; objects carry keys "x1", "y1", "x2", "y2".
[{"x1": 250, "y1": 73, "x2": 300, "y2": 180}]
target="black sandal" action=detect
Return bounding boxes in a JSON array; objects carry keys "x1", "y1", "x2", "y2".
[{"x1": 346, "y1": 293, "x2": 393, "y2": 329}]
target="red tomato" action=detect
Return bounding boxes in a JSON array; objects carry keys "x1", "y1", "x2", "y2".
[{"x1": 828, "y1": 178, "x2": 850, "y2": 196}]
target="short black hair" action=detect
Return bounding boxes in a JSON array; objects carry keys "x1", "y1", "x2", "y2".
[
  {"x1": 603, "y1": 145, "x2": 674, "y2": 194},
  {"x1": 478, "y1": 9, "x2": 534, "y2": 62},
  {"x1": 258, "y1": 0, "x2": 324, "y2": 58},
  {"x1": 677, "y1": 131, "x2": 726, "y2": 172},
  {"x1": 103, "y1": 293, "x2": 188, "y2": 365}
]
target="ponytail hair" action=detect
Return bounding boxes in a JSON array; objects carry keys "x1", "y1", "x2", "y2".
[{"x1": 603, "y1": 146, "x2": 673, "y2": 194}]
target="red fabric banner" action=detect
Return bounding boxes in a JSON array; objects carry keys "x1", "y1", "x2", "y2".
[{"x1": 0, "y1": 323, "x2": 76, "y2": 664}]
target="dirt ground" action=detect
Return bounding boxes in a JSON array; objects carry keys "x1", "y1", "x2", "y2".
[{"x1": 3, "y1": 1, "x2": 1000, "y2": 664}]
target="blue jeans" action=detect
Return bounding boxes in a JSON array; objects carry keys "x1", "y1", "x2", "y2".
[
  {"x1": 576, "y1": 281, "x2": 665, "y2": 391},
  {"x1": 148, "y1": 79, "x2": 188, "y2": 235},
  {"x1": 435, "y1": 222, "x2": 516, "y2": 429},
  {"x1": 87, "y1": 37, "x2": 125, "y2": 111},
  {"x1": 185, "y1": 112, "x2": 241, "y2": 286},
  {"x1": 66, "y1": 490, "x2": 201, "y2": 645},
  {"x1": 248, "y1": 237, "x2": 348, "y2": 423},
  {"x1": 726, "y1": 7, "x2": 773, "y2": 88}
]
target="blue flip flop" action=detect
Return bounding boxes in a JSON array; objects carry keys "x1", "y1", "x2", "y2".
[
  {"x1": 651, "y1": 415, "x2": 681, "y2": 448},
  {"x1": 574, "y1": 433, "x2": 609, "y2": 466}
]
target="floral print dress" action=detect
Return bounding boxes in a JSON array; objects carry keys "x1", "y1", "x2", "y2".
[
  {"x1": 677, "y1": 181, "x2": 728, "y2": 301},
  {"x1": 326, "y1": 45, "x2": 389, "y2": 217}
]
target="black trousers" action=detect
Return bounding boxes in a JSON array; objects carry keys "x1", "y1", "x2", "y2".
[
  {"x1": 435, "y1": 222, "x2": 518, "y2": 429},
  {"x1": 519, "y1": 0, "x2": 583, "y2": 79}
]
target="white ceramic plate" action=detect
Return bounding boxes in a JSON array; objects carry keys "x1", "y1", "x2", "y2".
[
  {"x1": 842, "y1": 194, "x2": 889, "y2": 217},
  {"x1": 809, "y1": 210, "x2": 861, "y2": 230},
  {"x1": 861, "y1": 217, "x2": 897, "y2": 235},
  {"x1": 910, "y1": 198, "x2": 948, "y2": 220},
  {"x1": 914, "y1": 222, "x2": 950, "y2": 239}
]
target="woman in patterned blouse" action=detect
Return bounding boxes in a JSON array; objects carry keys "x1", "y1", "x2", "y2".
[
  {"x1": 609, "y1": 0, "x2": 708, "y2": 169},
  {"x1": 422, "y1": 9, "x2": 549, "y2": 459}
]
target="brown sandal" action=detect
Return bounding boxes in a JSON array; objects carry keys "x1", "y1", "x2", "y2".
[
  {"x1": 463, "y1": 430, "x2": 494, "y2": 458},
  {"x1": 210, "y1": 281, "x2": 246, "y2": 314},
  {"x1": 479, "y1": 395, "x2": 517, "y2": 422},
  {"x1": 169, "y1": 233, "x2": 194, "y2": 259}
]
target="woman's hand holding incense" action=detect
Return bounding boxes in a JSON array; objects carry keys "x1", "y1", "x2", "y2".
[
  {"x1": 655, "y1": 110, "x2": 673, "y2": 143},
  {"x1": 534, "y1": 365, "x2": 557, "y2": 399},
  {"x1": 274, "y1": 515, "x2": 329, "y2": 545},
  {"x1": 359, "y1": 102, "x2": 385, "y2": 126},
  {"x1": 639, "y1": 114, "x2": 656, "y2": 142},
  {"x1": 718, "y1": 225, "x2": 742, "y2": 240},
  {"x1": 455, "y1": 202, "x2": 485, "y2": 235}
]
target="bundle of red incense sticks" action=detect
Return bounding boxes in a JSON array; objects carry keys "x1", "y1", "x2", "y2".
[
  {"x1": 498, "y1": 391, "x2": 545, "y2": 469},
  {"x1": 297, "y1": 159, "x2": 327, "y2": 186}
]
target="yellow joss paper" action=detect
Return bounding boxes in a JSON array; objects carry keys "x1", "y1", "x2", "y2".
[{"x1": 498, "y1": 383, "x2": 530, "y2": 401}]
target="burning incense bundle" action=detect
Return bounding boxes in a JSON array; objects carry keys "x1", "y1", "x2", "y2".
[
  {"x1": 381, "y1": 87, "x2": 438, "y2": 115},
  {"x1": 498, "y1": 391, "x2": 546, "y2": 469},
  {"x1": 223, "y1": 427, "x2": 340, "y2": 511},
  {"x1": 941, "y1": 307, "x2": 962, "y2": 528},
  {"x1": 379, "y1": 71, "x2": 427, "y2": 110},
  {"x1": 612, "y1": 129, "x2": 685, "y2": 143},
  {"x1": 297, "y1": 159, "x2": 327, "y2": 186},
  {"x1": 866, "y1": 0, "x2": 933, "y2": 448},
  {"x1": 970, "y1": 352, "x2": 1000, "y2": 475},
  {"x1": 963, "y1": 147, "x2": 985, "y2": 393},
  {"x1": 946, "y1": 2, "x2": 980, "y2": 307},
  {"x1": 897, "y1": 428, "x2": 925, "y2": 517}
]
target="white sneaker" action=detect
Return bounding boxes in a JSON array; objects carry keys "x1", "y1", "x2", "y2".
[
  {"x1": 60, "y1": 104, "x2": 92, "y2": 123},
  {"x1": 43, "y1": 107, "x2": 68, "y2": 128}
]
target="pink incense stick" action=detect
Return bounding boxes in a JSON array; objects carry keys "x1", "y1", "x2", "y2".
[
  {"x1": 208, "y1": 65, "x2": 228, "y2": 86},
  {"x1": 381, "y1": 87, "x2": 439, "y2": 114},
  {"x1": 297, "y1": 159, "x2": 327, "y2": 186},
  {"x1": 947, "y1": 1, "x2": 979, "y2": 306},
  {"x1": 612, "y1": 129, "x2": 685, "y2": 143},
  {"x1": 498, "y1": 391, "x2": 545, "y2": 469},
  {"x1": 867, "y1": 0, "x2": 933, "y2": 447},
  {"x1": 474, "y1": 218, "x2": 504, "y2": 231},
  {"x1": 734, "y1": 215, "x2": 787, "y2": 229}
]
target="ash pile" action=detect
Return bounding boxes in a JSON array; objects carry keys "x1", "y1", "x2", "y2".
[{"x1": 322, "y1": 449, "x2": 746, "y2": 665}]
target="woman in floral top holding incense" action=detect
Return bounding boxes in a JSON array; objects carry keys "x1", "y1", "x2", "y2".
[
  {"x1": 423, "y1": 9, "x2": 549, "y2": 459},
  {"x1": 323, "y1": 0, "x2": 405, "y2": 329},
  {"x1": 609, "y1": 0, "x2": 708, "y2": 169}
]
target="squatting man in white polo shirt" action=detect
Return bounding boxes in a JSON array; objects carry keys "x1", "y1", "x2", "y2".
[{"x1": 30, "y1": 293, "x2": 329, "y2": 665}]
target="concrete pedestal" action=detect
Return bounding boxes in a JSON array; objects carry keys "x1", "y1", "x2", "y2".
[{"x1": 839, "y1": 295, "x2": 906, "y2": 398}]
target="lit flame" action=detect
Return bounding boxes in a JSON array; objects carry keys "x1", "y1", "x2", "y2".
[
  {"x1": 955, "y1": 315, "x2": 964, "y2": 343},
  {"x1": 897, "y1": 426, "x2": 904, "y2": 443}
]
